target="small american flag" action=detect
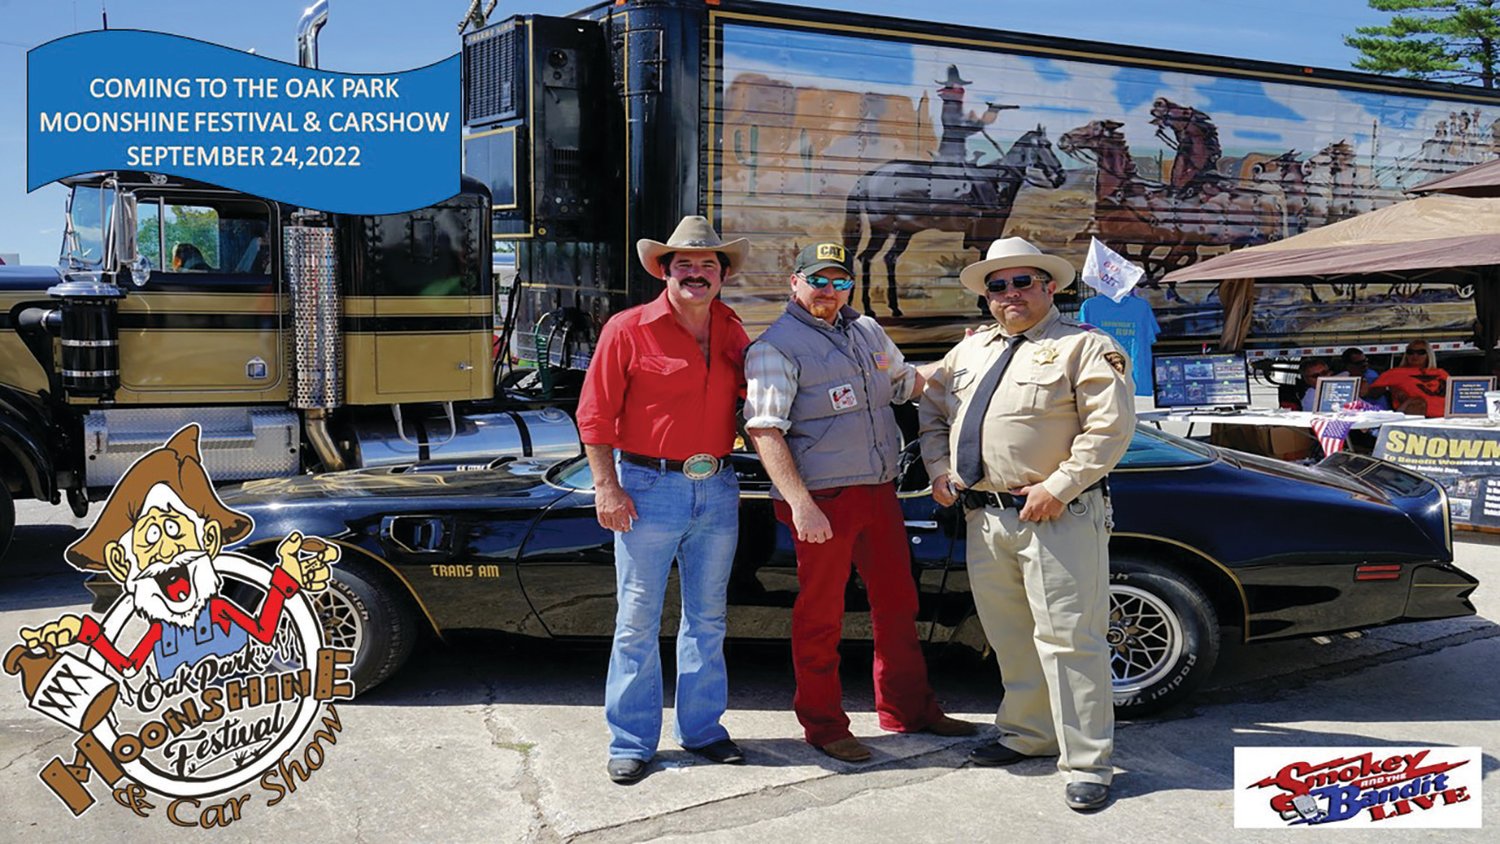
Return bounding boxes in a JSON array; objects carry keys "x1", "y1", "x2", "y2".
[{"x1": 1310, "y1": 415, "x2": 1356, "y2": 455}]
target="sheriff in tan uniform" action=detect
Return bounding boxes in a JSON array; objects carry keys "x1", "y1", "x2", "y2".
[{"x1": 918, "y1": 237, "x2": 1134, "y2": 812}]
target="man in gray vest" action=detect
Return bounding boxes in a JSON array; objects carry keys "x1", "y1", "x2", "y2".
[{"x1": 744, "y1": 242, "x2": 977, "y2": 763}]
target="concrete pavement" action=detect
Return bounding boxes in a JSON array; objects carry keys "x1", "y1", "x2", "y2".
[{"x1": 1, "y1": 502, "x2": 1496, "y2": 842}]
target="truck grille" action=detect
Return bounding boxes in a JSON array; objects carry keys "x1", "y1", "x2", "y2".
[{"x1": 464, "y1": 18, "x2": 522, "y2": 125}]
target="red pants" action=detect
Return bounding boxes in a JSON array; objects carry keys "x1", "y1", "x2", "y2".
[{"x1": 774, "y1": 482, "x2": 944, "y2": 746}]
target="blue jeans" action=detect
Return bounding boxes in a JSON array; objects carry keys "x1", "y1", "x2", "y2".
[{"x1": 605, "y1": 458, "x2": 739, "y2": 760}]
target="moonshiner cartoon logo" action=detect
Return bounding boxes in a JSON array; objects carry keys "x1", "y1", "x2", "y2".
[
  {"x1": 3, "y1": 425, "x2": 355, "y2": 827},
  {"x1": 1234, "y1": 746, "x2": 1482, "y2": 828}
]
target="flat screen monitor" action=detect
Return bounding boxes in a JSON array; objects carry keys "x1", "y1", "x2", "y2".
[{"x1": 1152, "y1": 353, "x2": 1251, "y2": 409}]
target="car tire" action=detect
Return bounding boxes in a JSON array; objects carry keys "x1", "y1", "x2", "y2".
[
  {"x1": 312, "y1": 558, "x2": 418, "y2": 695},
  {"x1": 0, "y1": 483, "x2": 14, "y2": 562},
  {"x1": 1109, "y1": 557, "x2": 1220, "y2": 718}
]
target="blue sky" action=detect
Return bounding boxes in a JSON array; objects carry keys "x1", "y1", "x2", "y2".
[{"x1": 0, "y1": 0, "x2": 1389, "y2": 264}]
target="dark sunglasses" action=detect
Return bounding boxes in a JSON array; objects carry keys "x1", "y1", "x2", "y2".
[
  {"x1": 985, "y1": 274, "x2": 1046, "y2": 293},
  {"x1": 802, "y1": 273, "x2": 855, "y2": 291},
  {"x1": 1405, "y1": 348, "x2": 1429, "y2": 356}
]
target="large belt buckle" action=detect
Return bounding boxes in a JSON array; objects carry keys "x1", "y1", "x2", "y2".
[{"x1": 682, "y1": 453, "x2": 719, "y2": 480}]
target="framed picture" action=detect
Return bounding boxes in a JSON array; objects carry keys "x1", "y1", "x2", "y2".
[
  {"x1": 1445, "y1": 375, "x2": 1496, "y2": 418},
  {"x1": 1314, "y1": 376, "x2": 1362, "y2": 413}
]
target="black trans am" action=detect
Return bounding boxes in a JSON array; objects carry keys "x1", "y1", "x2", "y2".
[{"x1": 92, "y1": 425, "x2": 1476, "y2": 716}]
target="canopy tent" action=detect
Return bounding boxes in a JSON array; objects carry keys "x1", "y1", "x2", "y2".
[
  {"x1": 1160, "y1": 194, "x2": 1500, "y2": 350},
  {"x1": 1412, "y1": 158, "x2": 1500, "y2": 197}
]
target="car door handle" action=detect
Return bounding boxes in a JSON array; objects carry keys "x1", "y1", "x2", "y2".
[
  {"x1": 382, "y1": 516, "x2": 450, "y2": 555},
  {"x1": 904, "y1": 520, "x2": 938, "y2": 530}
]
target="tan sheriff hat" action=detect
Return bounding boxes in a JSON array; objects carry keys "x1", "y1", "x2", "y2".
[{"x1": 959, "y1": 237, "x2": 1076, "y2": 296}]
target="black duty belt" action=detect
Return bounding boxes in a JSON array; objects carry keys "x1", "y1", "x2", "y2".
[
  {"x1": 619, "y1": 451, "x2": 729, "y2": 480},
  {"x1": 961, "y1": 478, "x2": 1108, "y2": 510}
]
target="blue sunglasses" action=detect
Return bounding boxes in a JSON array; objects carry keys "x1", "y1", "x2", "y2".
[{"x1": 802, "y1": 273, "x2": 855, "y2": 291}]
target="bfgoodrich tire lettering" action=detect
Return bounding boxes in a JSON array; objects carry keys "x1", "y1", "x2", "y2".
[
  {"x1": 1109, "y1": 557, "x2": 1220, "y2": 717},
  {"x1": 313, "y1": 558, "x2": 418, "y2": 695}
]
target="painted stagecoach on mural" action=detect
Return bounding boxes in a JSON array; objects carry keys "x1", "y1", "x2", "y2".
[{"x1": 460, "y1": 0, "x2": 1500, "y2": 369}]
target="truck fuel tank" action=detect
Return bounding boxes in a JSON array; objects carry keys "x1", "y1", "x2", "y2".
[{"x1": 349, "y1": 406, "x2": 579, "y2": 468}]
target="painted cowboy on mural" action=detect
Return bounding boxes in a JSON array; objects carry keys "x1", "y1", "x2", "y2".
[{"x1": 935, "y1": 64, "x2": 1014, "y2": 164}]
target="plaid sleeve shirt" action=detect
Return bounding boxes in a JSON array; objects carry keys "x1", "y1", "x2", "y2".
[{"x1": 743, "y1": 317, "x2": 918, "y2": 432}]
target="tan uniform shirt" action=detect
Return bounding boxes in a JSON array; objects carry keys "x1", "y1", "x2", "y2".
[{"x1": 918, "y1": 306, "x2": 1136, "y2": 503}]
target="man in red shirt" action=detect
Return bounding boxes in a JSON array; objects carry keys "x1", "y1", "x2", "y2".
[
  {"x1": 576, "y1": 216, "x2": 751, "y2": 784},
  {"x1": 1366, "y1": 340, "x2": 1449, "y2": 417}
]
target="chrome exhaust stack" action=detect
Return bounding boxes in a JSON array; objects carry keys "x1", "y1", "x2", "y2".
[{"x1": 297, "y1": 0, "x2": 329, "y2": 69}]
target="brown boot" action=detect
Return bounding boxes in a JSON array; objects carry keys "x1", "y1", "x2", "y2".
[
  {"x1": 819, "y1": 737, "x2": 873, "y2": 763},
  {"x1": 920, "y1": 715, "x2": 980, "y2": 737}
]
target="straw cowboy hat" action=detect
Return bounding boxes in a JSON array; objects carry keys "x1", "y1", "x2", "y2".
[
  {"x1": 636, "y1": 216, "x2": 749, "y2": 280},
  {"x1": 65, "y1": 424, "x2": 253, "y2": 572},
  {"x1": 936, "y1": 65, "x2": 972, "y2": 87},
  {"x1": 959, "y1": 237, "x2": 1077, "y2": 296}
]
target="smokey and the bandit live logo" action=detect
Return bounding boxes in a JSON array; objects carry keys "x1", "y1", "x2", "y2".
[
  {"x1": 3, "y1": 425, "x2": 355, "y2": 828},
  {"x1": 1236, "y1": 746, "x2": 1482, "y2": 828}
]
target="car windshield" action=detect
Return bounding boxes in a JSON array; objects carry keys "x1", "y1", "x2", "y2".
[{"x1": 1118, "y1": 424, "x2": 1215, "y2": 468}]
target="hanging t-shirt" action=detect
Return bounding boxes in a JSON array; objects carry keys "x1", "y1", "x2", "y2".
[{"x1": 1079, "y1": 293, "x2": 1159, "y2": 396}]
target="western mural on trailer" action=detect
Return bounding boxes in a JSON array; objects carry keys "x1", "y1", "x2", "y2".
[{"x1": 711, "y1": 21, "x2": 1492, "y2": 347}]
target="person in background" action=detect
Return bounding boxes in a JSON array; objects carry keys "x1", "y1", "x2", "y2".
[
  {"x1": 171, "y1": 243, "x2": 212, "y2": 272},
  {"x1": 1365, "y1": 341, "x2": 1449, "y2": 417},
  {"x1": 1291, "y1": 357, "x2": 1331, "y2": 412},
  {"x1": 1337, "y1": 348, "x2": 1387, "y2": 410}
]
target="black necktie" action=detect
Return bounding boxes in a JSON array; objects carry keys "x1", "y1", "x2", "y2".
[{"x1": 955, "y1": 335, "x2": 1026, "y2": 488}]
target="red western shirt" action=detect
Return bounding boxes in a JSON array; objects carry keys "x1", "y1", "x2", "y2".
[{"x1": 577, "y1": 292, "x2": 749, "y2": 459}]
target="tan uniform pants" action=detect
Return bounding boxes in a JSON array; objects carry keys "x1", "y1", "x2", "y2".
[{"x1": 965, "y1": 487, "x2": 1114, "y2": 784}]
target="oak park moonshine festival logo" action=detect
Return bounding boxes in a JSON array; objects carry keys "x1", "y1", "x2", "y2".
[
  {"x1": 1234, "y1": 746, "x2": 1483, "y2": 828},
  {"x1": 4, "y1": 426, "x2": 355, "y2": 828}
]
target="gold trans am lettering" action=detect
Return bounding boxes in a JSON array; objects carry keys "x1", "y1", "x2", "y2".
[{"x1": 430, "y1": 564, "x2": 501, "y2": 578}]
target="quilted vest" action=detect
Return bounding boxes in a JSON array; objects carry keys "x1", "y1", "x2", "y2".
[{"x1": 754, "y1": 302, "x2": 903, "y2": 498}]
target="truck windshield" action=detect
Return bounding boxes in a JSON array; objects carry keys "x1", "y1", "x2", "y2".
[{"x1": 61, "y1": 185, "x2": 114, "y2": 270}]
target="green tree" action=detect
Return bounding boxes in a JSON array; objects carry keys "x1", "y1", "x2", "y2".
[{"x1": 1346, "y1": 0, "x2": 1500, "y2": 88}]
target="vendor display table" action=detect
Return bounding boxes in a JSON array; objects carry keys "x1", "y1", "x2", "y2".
[
  {"x1": 1167, "y1": 410, "x2": 1416, "y2": 430},
  {"x1": 1374, "y1": 418, "x2": 1500, "y2": 530}
]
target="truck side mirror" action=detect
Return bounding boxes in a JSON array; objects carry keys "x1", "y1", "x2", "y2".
[{"x1": 111, "y1": 190, "x2": 152, "y2": 286}]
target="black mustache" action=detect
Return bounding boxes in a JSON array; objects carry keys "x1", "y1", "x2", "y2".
[{"x1": 680, "y1": 276, "x2": 711, "y2": 286}]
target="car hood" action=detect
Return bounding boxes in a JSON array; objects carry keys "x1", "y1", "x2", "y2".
[
  {"x1": 224, "y1": 457, "x2": 564, "y2": 506},
  {"x1": 1221, "y1": 449, "x2": 1378, "y2": 497},
  {"x1": 0, "y1": 265, "x2": 63, "y2": 291}
]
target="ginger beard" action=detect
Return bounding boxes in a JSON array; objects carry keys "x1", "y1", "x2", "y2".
[
  {"x1": 792, "y1": 271, "x2": 850, "y2": 323},
  {"x1": 113, "y1": 492, "x2": 223, "y2": 629}
]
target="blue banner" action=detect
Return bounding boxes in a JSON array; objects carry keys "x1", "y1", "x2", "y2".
[{"x1": 28, "y1": 30, "x2": 460, "y2": 215}]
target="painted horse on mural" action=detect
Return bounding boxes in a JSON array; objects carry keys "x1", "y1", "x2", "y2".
[
  {"x1": 1059, "y1": 117, "x2": 1284, "y2": 289},
  {"x1": 842, "y1": 125, "x2": 1067, "y2": 317},
  {"x1": 1249, "y1": 141, "x2": 1385, "y2": 302},
  {"x1": 1150, "y1": 97, "x2": 1226, "y2": 197}
]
